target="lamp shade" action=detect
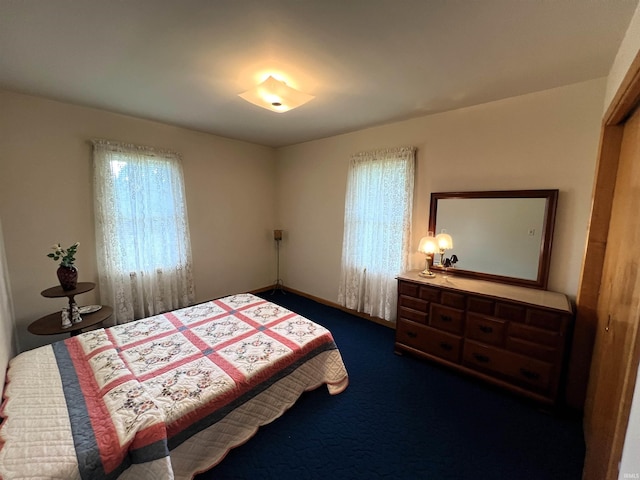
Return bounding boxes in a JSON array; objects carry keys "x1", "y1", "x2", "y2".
[
  {"x1": 239, "y1": 76, "x2": 314, "y2": 113},
  {"x1": 436, "y1": 232, "x2": 453, "y2": 250},
  {"x1": 418, "y1": 235, "x2": 438, "y2": 254}
]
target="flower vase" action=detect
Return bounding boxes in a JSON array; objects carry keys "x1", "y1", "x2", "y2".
[{"x1": 57, "y1": 265, "x2": 78, "y2": 291}]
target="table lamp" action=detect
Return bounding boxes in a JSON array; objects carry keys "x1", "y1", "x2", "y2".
[
  {"x1": 417, "y1": 233, "x2": 438, "y2": 278},
  {"x1": 435, "y1": 231, "x2": 453, "y2": 266}
]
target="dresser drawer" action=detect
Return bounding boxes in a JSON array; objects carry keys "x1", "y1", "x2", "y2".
[
  {"x1": 465, "y1": 313, "x2": 506, "y2": 347},
  {"x1": 399, "y1": 281, "x2": 420, "y2": 297},
  {"x1": 526, "y1": 308, "x2": 566, "y2": 331},
  {"x1": 399, "y1": 294, "x2": 428, "y2": 312},
  {"x1": 495, "y1": 302, "x2": 526, "y2": 322},
  {"x1": 429, "y1": 303, "x2": 465, "y2": 335},
  {"x1": 441, "y1": 291, "x2": 466, "y2": 309},
  {"x1": 419, "y1": 285, "x2": 441, "y2": 303},
  {"x1": 398, "y1": 306, "x2": 428, "y2": 324},
  {"x1": 463, "y1": 340, "x2": 553, "y2": 392},
  {"x1": 467, "y1": 296, "x2": 495, "y2": 315},
  {"x1": 396, "y1": 320, "x2": 461, "y2": 363},
  {"x1": 508, "y1": 322, "x2": 561, "y2": 348},
  {"x1": 507, "y1": 337, "x2": 558, "y2": 363}
]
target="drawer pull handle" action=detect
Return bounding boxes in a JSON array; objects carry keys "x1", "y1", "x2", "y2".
[
  {"x1": 439, "y1": 342, "x2": 453, "y2": 351},
  {"x1": 479, "y1": 325, "x2": 493, "y2": 334},
  {"x1": 407, "y1": 331, "x2": 417, "y2": 338},
  {"x1": 440, "y1": 315, "x2": 453, "y2": 323},
  {"x1": 472, "y1": 353, "x2": 490, "y2": 363},
  {"x1": 520, "y1": 368, "x2": 540, "y2": 380}
]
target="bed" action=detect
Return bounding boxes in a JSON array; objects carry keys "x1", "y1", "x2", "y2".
[{"x1": 0, "y1": 293, "x2": 349, "y2": 479}]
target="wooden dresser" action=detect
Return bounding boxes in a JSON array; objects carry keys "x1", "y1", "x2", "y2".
[{"x1": 394, "y1": 271, "x2": 574, "y2": 405}]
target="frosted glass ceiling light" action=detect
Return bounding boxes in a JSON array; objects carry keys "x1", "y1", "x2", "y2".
[{"x1": 239, "y1": 76, "x2": 314, "y2": 113}]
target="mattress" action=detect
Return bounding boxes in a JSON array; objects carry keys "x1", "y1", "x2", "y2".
[{"x1": 0, "y1": 293, "x2": 349, "y2": 479}]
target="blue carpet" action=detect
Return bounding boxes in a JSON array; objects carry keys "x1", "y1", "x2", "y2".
[{"x1": 195, "y1": 291, "x2": 585, "y2": 479}]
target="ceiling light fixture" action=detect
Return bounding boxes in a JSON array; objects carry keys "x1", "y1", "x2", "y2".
[{"x1": 238, "y1": 75, "x2": 314, "y2": 113}]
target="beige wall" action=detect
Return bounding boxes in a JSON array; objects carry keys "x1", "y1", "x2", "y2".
[
  {"x1": 0, "y1": 78, "x2": 607, "y2": 352},
  {"x1": 605, "y1": 2, "x2": 640, "y2": 112},
  {"x1": 0, "y1": 90, "x2": 276, "y2": 353},
  {"x1": 276, "y1": 78, "x2": 606, "y2": 304}
]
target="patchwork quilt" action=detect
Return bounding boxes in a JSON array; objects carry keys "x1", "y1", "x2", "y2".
[{"x1": 0, "y1": 293, "x2": 349, "y2": 479}]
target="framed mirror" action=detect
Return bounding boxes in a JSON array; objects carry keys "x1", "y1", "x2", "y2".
[{"x1": 428, "y1": 189, "x2": 558, "y2": 289}]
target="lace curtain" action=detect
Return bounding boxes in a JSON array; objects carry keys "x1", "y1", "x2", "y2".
[
  {"x1": 92, "y1": 139, "x2": 195, "y2": 324},
  {"x1": 0, "y1": 218, "x2": 17, "y2": 389},
  {"x1": 338, "y1": 146, "x2": 415, "y2": 321}
]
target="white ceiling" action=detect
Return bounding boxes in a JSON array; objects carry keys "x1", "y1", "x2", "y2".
[{"x1": 0, "y1": 0, "x2": 637, "y2": 147}]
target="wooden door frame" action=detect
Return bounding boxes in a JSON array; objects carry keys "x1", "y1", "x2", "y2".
[{"x1": 579, "y1": 48, "x2": 640, "y2": 478}]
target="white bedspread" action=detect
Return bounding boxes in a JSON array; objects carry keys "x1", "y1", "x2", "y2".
[{"x1": 0, "y1": 293, "x2": 349, "y2": 479}]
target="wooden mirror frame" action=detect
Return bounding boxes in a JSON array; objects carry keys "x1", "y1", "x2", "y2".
[{"x1": 428, "y1": 189, "x2": 558, "y2": 289}]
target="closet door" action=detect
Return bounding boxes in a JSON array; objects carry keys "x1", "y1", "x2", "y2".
[{"x1": 583, "y1": 105, "x2": 640, "y2": 480}]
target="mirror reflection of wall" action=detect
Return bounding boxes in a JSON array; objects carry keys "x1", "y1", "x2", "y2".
[{"x1": 436, "y1": 198, "x2": 547, "y2": 281}]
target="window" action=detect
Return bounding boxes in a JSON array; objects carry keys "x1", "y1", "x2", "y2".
[
  {"x1": 92, "y1": 140, "x2": 195, "y2": 324},
  {"x1": 338, "y1": 146, "x2": 415, "y2": 321}
]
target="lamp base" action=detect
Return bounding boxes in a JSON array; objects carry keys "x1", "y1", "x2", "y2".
[
  {"x1": 271, "y1": 279, "x2": 285, "y2": 295},
  {"x1": 418, "y1": 270, "x2": 436, "y2": 278}
]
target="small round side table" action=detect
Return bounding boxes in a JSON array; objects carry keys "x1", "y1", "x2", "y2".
[{"x1": 29, "y1": 282, "x2": 113, "y2": 337}]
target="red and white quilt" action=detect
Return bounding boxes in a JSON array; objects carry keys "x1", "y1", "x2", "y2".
[{"x1": 0, "y1": 293, "x2": 349, "y2": 479}]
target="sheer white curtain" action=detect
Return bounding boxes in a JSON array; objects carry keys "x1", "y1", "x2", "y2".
[
  {"x1": 0, "y1": 218, "x2": 17, "y2": 388},
  {"x1": 338, "y1": 146, "x2": 415, "y2": 321},
  {"x1": 92, "y1": 139, "x2": 195, "y2": 324}
]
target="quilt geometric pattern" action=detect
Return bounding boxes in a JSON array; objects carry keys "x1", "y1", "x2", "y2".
[{"x1": 0, "y1": 293, "x2": 346, "y2": 480}]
